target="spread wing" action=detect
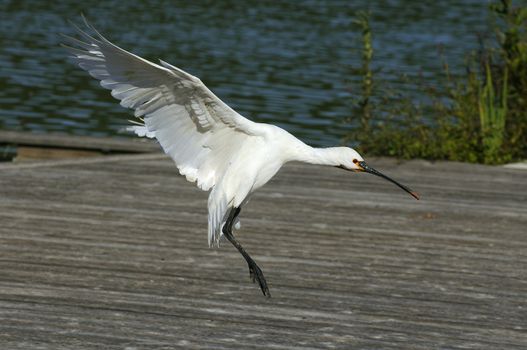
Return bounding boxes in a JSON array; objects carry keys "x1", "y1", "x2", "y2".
[
  {"x1": 62, "y1": 17, "x2": 260, "y2": 192},
  {"x1": 63, "y1": 17, "x2": 263, "y2": 246}
]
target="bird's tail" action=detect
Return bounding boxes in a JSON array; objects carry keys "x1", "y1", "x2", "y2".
[{"x1": 207, "y1": 189, "x2": 230, "y2": 247}]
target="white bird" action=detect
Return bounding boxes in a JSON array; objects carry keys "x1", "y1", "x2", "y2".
[{"x1": 63, "y1": 17, "x2": 419, "y2": 297}]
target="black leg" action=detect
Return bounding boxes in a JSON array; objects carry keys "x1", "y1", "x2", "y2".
[{"x1": 222, "y1": 207, "x2": 270, "y2": 297}]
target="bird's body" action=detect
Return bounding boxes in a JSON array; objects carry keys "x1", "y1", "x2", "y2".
[{"x1": 64, "y1": 18, "x2": 418, "y2": 297}]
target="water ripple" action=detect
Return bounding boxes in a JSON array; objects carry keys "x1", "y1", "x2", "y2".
[{"x1": 0, "y1": 0, "x2": 489, "y2": 146}]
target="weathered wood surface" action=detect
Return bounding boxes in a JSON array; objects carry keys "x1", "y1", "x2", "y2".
[
  {"x1": 0, "y1": 130, "x2": 158, "y2": 155},
  {"x1": 0, "y1": 153, "x2": 525, "y2": 349}
]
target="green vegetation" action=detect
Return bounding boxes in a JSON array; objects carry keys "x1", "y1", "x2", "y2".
[{"x1": 345, "y1": 0, "x2": 526, "y2": 164}]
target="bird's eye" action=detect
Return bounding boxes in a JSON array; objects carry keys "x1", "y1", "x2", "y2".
[{"x1": 352, "y1": 159, "x2": 358, "y2": 164}]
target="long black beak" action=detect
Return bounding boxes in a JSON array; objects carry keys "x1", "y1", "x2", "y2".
[{"x1": 358, "y1": 161, "x2": 420, "y2": 200}]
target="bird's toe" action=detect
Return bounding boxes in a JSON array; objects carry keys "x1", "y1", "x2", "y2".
[{"x1": 248, "y1": 262, "x2": 270, "y2": 297}]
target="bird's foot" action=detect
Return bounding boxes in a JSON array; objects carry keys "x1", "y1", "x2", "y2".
[{"x1": 248, "y1": 260, "x2": 270, "y2": 297}]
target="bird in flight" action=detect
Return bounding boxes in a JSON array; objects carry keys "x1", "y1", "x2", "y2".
[{"x1": 63, "y1": 17, "x2": 419, "y2": 297}]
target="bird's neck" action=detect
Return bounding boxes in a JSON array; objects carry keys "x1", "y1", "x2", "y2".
[{"x1": 290, "y1": 142, "x2": 344, "y2": 167}]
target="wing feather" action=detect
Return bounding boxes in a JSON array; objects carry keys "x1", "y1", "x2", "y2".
[{"x1": 64, "y1": 17, "x2": 260, "y2": 246}]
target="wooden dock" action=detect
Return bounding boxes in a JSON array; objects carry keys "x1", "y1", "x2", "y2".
[
  {"x1": 0, "y1": 130, "x2": 158, "y2": 162},
  {"x1": 0, "y1": 136, "x2": 526, "y2": 349}
]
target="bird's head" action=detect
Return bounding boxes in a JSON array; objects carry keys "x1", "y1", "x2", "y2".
[{"x1": 336, "y1": 147, "x2": 420, "y2": 200}]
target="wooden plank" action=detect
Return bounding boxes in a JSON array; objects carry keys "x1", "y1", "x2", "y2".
[
  {"x1": 0, "y1": 154, "x2": 525, "y2": 349},
  {"x1": 15, "y1": 146, "x2": 103, "y2": 161},
  {"x1": 0, "y1": 130, "x2": 159, "y2": 154}
]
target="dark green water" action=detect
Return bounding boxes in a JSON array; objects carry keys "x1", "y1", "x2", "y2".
[{"x1": 0, "y1": 1, "x2": 490, "y2": 146}]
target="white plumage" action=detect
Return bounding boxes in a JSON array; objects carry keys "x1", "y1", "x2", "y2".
[
  {"x1": 64, "y1": 17, "x2": 418, "y2": 297},
  {"x1": 63, "y1": 18, "x2": 261, "y2": 246}
]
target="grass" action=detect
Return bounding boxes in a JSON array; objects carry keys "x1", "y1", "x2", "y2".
[
  {"x1": 479, "y1": 62, "x2": 508, "y2": 163},
  {"x1": 344, "y1": 0, "x2": 526, "y2": 165}
]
